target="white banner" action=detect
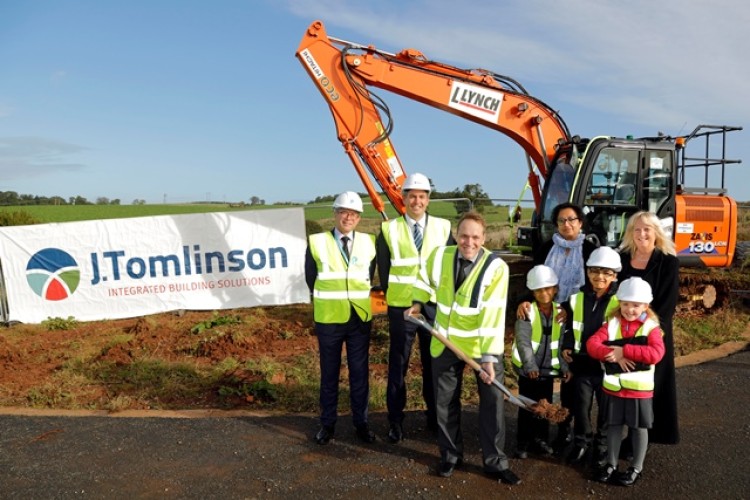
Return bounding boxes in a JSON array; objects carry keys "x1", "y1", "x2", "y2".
[{"x1": 0, "y1": 208, "x2": 310, "y2": 324}]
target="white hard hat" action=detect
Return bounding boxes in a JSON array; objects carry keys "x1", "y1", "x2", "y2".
[
  {"x1": 333, "y1": 191, "x2": 364, "y2": 213},
  {"x1": 616, "y1": 277, "x2": 653, "y2": 303},
  {"x1": 526, "y1": 265, "x2": 559, "y2": 290},
  {"x1": 586, "y1": 247, "x2": 622, "y2": 272},
  {"x1": 401, "y1": 173, "x2": 431, "y2": 193}
]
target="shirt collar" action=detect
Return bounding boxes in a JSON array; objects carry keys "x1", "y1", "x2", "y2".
[
  {"x1": 405, "y1": 214, "x2": 426, "y2": 228},
  {"x1": 334, "y1": 229, "x2": 353, "y2": 240},
  {"x1": 458, "y1": 248, "x2": 483, "y2": 264}
]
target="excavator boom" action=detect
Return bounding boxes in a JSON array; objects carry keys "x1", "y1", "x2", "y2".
[{"x1": 296, "y1": 20, "x2": 570, "y2": 216}]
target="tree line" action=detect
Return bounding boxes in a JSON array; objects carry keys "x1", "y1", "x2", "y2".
[
  {"x1": 310, "y1": 183, "x2": 492, "y2": 212},
  {"x1": 0, "y1": 182, "x2": 491, "y2": 209},
  {"x1": 0, "y1": 191, "x2": 129, "y2": 206}
]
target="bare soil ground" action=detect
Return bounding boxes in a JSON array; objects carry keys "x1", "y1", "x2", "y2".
[
  {"x1": 0, "y1": 296, "x2": 748, "y2": 412},
  {"x1": 0, "y1": 305, "x2": 387, "y2": 411}
]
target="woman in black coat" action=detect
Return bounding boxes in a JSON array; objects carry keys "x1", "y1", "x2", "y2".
[{"x1": 618, "y1": 211, "x2": 680, "y2": 445}]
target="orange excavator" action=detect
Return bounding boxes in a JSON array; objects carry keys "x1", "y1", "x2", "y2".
[{"x1": 295, "y1": 20, "x2": 743, "y2": 309}]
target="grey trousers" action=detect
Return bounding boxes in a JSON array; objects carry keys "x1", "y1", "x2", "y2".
[{"x1": 432, "y1": 348, "x2": 509, "y2": 473}]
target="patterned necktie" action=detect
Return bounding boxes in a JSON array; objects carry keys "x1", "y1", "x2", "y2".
[
  {"x1": 413, "y1": 222, "x2": 423, "y2": 251},
  {"x1": 456, "y1": 257, "x2": 470, "y2": 289},
  {"x1": 341, "y1": 236, "x2": 350, "y2": 260}
]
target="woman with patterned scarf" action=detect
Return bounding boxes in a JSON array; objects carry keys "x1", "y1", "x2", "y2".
[{"x1": 516, "y1": 202, "x2": 598, "y2": 456}]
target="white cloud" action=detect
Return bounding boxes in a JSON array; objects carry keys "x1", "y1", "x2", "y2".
[
  {"x1": 287, "y1": 0, "x2": 750, "y2": 129},
  {"x1": 0, "y1": 137, "x2": 88, "y2": 181}
]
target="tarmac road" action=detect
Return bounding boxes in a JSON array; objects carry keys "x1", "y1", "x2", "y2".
[{"x1": 1, "y1": 347, "x2": 748, "y2": 500}]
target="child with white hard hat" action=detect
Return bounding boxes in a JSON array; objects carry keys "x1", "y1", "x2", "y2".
[
  {"x1": 586, "y1": 277, "x2": 665, "y2": 487},
  {"x1": 511, "y1": 265, "x2": 571, "y2": 459}
]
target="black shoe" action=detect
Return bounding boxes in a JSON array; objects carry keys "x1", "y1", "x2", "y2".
[
  {"x1": 355, "y1": 423, "x2": 376, "y2": 444},
  {"x1": 488, "y1": 468, "x2": 521, "y2": 485},
  {"x1": 595, "y1": 464, "x2": 617, "y2": 484},
  {"x1": 531, "y1": 439, "x2": 554, "y2": 457},
  {"x1": 566, "y1": 445, "x2": 589, "y2": 465},
  {"x1": 314, "y1": 425, "x2": 335, "y2": 445},
  {"x1": 514, "y1": 448, "x2": 528, "y2": 459},
  {"x1": 438, "y1": 459, "x2": 462, "y2": 478},
  {"x1": 616, "y1": 467, "x2": 641, "y2": 487},
  {"x1": 387, "y1": 422, "x2": 403, "y2": 443}
]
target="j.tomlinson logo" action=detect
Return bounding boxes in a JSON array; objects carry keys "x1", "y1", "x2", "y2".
[
  {"x1": 90, "y1": 244, "x2": 288, "y2": 285},
  {"x1": 26, "y1": 248, "x2": 81, "y2": 301}
]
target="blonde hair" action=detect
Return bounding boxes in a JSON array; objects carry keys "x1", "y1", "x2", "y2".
[{"x1": 620, "y1": 211, "x2": 676, "y2": 256}]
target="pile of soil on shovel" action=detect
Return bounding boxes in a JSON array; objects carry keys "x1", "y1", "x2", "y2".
[{"x1": 529, "y1": 398, "x2": 569, "y2": 423}]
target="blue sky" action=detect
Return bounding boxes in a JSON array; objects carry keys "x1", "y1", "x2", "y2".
[{"x1": 1, "y1": 0, "x2": 748, "y2": 205}]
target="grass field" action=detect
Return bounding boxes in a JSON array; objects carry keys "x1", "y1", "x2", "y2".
[{"x1": 0, "y1": 198, "x2": 517, "y2": 223}]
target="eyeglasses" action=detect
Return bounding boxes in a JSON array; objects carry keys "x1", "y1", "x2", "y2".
[
  {"x1": 556, "y1": 216, "x2": 580, "y2": 225},
  {"x1": 587, "y1": 267, "x2": 616, "y2": 277},
  {"x1": 335, "y1": 209, "x2": 360, "y2": 219}
]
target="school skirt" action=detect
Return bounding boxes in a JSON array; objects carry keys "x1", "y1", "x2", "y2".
[{"x1": 608, "y1": 396, "x2": 654, "y2": 429}]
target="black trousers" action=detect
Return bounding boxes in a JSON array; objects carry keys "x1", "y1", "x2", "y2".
[
  {"x1": 557, "y1": 376, "x2": 574, "y2": 441},
  {"x1": 572, "y1": 372, "x2": 608, "y2": 451},
  {"x1": 517, "y1": 375, "x2": 554, "y2": 447},
  {"x1": 386, "y1": 303, "x2": 436, "y2": 425},
  {"x1": 315, "y1": 310, "x2": 371, "y2": 427}
]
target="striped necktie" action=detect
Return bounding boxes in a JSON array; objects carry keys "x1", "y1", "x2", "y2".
[{"x1": 413, "y1": 222, "x2": 423, "y2": 251}]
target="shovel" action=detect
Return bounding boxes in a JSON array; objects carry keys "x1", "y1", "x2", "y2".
[{"x1": 405, "y1": 314, "x2": 534, "y2": 410}]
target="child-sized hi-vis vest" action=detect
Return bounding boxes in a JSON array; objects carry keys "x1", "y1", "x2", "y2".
[
  {"x1": 381, "y1": 216, "x2": 452, "y2": 307},
  {"x1": 413, "y1": 246, "x2": 508, "y2": 359},
  {"x1": 602, "y1": 317, "x2": 660, "y2": 394},
  {"x1": 511, "y1": 302, "x2": 563, "y2": 375},
  {"x1": 309, "y1": 231, "x2": 376, "y2": 323},
  {"x1": 569, "y1": 292, "x2": 619, "y2": 353}
]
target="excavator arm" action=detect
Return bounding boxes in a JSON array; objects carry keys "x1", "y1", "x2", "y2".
[{"x1": 295, "y1": 20, "x2": 571, "y2": 216}]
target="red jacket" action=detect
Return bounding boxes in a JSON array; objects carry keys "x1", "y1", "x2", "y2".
[{"x1": 587, "y1": 314, "x2": 666, "y2": 399}]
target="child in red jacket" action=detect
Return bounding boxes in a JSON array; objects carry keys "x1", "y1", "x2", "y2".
[{"x1": 586, "y1": 277, "x2": 665, "y2": 487}]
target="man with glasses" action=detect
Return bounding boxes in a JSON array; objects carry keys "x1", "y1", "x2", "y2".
[{"x1": 305, "y1": 191, "x2": 377, "y2": 445}]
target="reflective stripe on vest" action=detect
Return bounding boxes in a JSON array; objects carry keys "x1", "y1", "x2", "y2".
[
  {"x1": 414, "y1": 246, "x2": 508, "y2": 359},
  {"x1": 569, "y1": 292, "x2": 619, "y2": 353},
  {"x1": 511, "y1": 302, "x2": 562, "y2": 374},
  {"x1": 382, "y1": 216, "x2": 452, "y2": 307},
  {"x1": 309, "y1": 231, "x2": 376, "y2": 323},
  {"x1": 602, "y1": 317, "x2": 660, "y2": 393}
]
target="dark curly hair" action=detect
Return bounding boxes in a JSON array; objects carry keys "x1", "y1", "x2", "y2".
[{"x1": 551, "y1": 202, "x2": 584, "y2": 223}]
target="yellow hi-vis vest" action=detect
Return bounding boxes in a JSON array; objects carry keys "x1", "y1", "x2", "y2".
[
  {"x1": 382, "y1": 216, "x2": 452, "y2": 307},
  {"x1": 569, "y1": 292, "x2": 619, "y2": 353},
  {"x1": 413, "y1": 246, "x2": 508, "y2": 359},
  {"x1": 602, "y1": 317, "x2": 660, "y2": 393},
  {"x1": 309, "y1": 231, "x2": 376, "y2": 324},
  {"x1": 511, "y1": 302, "x2": 562, "y2": 375}
]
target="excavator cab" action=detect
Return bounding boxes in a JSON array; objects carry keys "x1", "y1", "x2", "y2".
[
  {"x1": 571, "y1": 137, "x2": 676, "y2": 249},
  {"x1": 532, "y1": 126, "x2": 740, "y2": 269}
]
